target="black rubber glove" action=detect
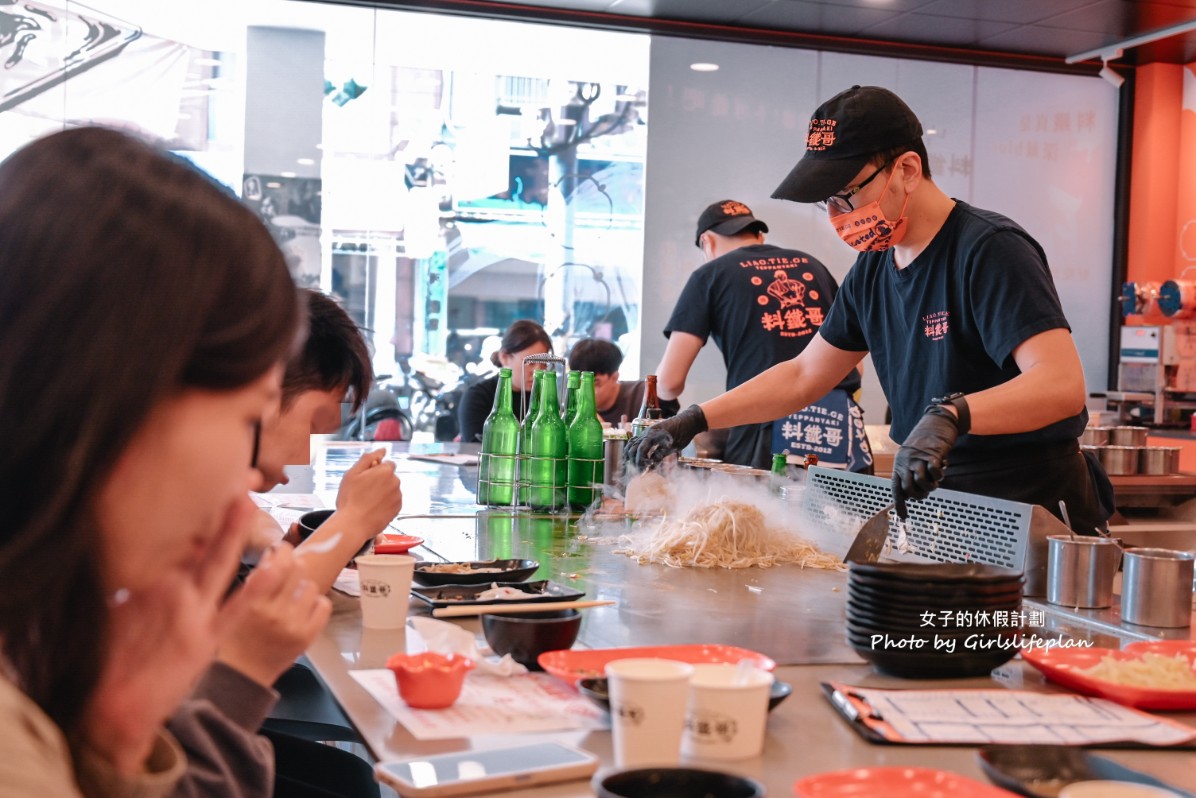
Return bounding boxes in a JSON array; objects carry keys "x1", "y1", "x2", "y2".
[
  {"x1": 624, "y1": 404, "x2": 708, "y2": 470},
  {"x1": 891, "y1": 404, "x2": 961, "y2": 519}
]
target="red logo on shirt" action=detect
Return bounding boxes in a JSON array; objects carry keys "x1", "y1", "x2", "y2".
[{"x1": 923, "y1": 311, "x2": 950, "y2": 341}]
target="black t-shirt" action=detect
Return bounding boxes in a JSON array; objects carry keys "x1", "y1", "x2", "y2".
[
  {"x1": 819, "y1": 200, "x2": 1087, "y2": 462},
  {"x1": 664, "y1": 243, "x2": 859, "y2": 465},
  {"x1": 457, "y1": 373, "x2": 534, "y2": 444}
]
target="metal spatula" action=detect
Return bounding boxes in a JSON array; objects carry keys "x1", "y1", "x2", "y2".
[{"x1": 844, "y1": 503, "x2": 894, "y2": 564}]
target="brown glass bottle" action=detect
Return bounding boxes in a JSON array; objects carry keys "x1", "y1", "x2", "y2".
[{"x1": 639, "y1": 374, "x2": 664, "y2": 420}]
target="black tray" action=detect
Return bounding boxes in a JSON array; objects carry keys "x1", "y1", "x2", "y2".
[{"x1": 410, "y1": 580, "x2": 585, "y2": 609}]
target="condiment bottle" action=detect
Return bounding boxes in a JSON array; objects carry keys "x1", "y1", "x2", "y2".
[
  {"x1": 631, "y1": 374, "x2": 664, "y2": 437},
  {"x1": 563, "y1": 370, "x2": 580, "y2": 427},
  {"x1": 516, "y1": 369, "x2": 544, "y2": 507},
  {"x1": 527, "y1": 371, "x2": 568, "y2": 510},
  {"x1": 476, "y1": 367, "x2": 518, "y2": 507},
  {"x1": 567, "y1": 371, "x2": 605, "y2": 510},
  {"x1": 770, "y1": 453, "x2": 788, "y2": 496}
]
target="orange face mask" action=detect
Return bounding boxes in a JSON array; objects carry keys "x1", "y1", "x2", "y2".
[{"x1": 831, "y1": 167, "x2": 910, "y2": 252}]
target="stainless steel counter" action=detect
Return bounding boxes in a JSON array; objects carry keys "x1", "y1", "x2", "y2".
[{"x1": 282, "y1": 443, "x2": 1196, "y2": 795}]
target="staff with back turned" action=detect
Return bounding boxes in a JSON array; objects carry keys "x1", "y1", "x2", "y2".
[{"x1": 627, "y1": 85, "x2": 1113, "y2": 533}]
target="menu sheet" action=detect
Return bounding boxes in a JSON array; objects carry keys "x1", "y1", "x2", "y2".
[
  {"x1": 824, "y1": 682, "x2": 1196, "y2": 747},
  {"x1": 351, "y1": 670, "x2": 608, "y2": 740}
]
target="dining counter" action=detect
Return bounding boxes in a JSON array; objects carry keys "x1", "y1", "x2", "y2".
[{"x1": 279, "y1": 441, "x2": 1196, "y2": 795}]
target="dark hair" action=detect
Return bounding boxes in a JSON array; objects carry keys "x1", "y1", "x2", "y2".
[
  {"x1": 870, "y1": 139, "x2": 932, "y2": 179},
  {"x1": 568, "y1": 338, "x2": 624, "y2": 376},
  {"x1": 0, "y1": 127, "x2": 302, "y2": 737},
  {"x1": 489, "y1": 319, "x2": 552, "y2": 367},
  {"x1": 283, "y1": 289, "x2": 373, "y2": 412}
]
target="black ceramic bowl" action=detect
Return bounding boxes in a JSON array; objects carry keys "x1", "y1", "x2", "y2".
[
  {"x1": 412, "y1": 559, "x2": 539, "y2": 587},
  {"x1": 481, "y1": 609, "x2": 581, "y2": 671},
  {"x1": 594, "y1": 768, "x2": 764, "y2": 798},
  {"x1": 848, "y1": 637, "x2": 1018, "y2": 679},
  {"x1": 297, "y1": 509, "x2": 372, "y2": 557},
  {"x1": 577, "y1": 677, "x2": 792, "y2": 714}
]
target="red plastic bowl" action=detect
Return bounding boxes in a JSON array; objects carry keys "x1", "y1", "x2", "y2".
[
  {"x1": 374, "y1": 534, "x2": 424, "y2": 554},
  {"x1": 386, "y1": 652, "x2": 474, "y2": 709}
]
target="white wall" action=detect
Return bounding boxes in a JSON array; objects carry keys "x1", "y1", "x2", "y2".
[{"x1": 642, "y1": 38, "x2": 1118, "y2": 442}]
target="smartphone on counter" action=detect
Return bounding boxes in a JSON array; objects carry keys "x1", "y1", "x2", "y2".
[{"x1": 374, "y1": 742, "x2": 599, "y2": 797}]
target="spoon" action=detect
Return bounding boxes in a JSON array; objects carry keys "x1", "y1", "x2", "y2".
[{"x1": 1058, "y1": 500, "x2": 1076, "y2": 540}]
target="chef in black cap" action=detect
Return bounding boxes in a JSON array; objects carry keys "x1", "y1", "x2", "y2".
[
  {"x1": 629, "y1": 86, "x2": 1112, "y2": 534},
  {"x1": 652, "y1": 199, "x2": 871, "y2": 471}
]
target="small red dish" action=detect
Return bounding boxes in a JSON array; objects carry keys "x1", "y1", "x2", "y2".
[
  {"x1": 1020, "y1": 640, "x2": 1196, "y2": 710},
  {"x1": 793, "y1": 766, "x2": 1020, "y2": 797},
  {"x1": 374, "y1": 534, "x2": 424, "y2": 554},
  {"x1": 386, "y1": 652, "x2": 474, "y2": 709}
]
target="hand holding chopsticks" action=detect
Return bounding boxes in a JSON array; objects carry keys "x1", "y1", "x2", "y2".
[{"x1": 431, "y1": 599, "x2": 616, "y2": 618}]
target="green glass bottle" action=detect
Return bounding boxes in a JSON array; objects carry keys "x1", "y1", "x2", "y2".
[
  {"x1": 563, "y1": 370, "x2": 580, "y2": 427},
  {"x1": 516, "y1": 369, "x2": 544, "y2": 506},
  {"x1": 770, "y1": 453, "x2": 788, "y2": 496},
  {"x1": 476, "y1": 368, "x2": 518, "y2": 507},
  {"x1": 567, "y1": 371, "x2": 605, "y2": 510},
  {"x1": 527, "y1": 371, "x2": 568, "y2": 510}
]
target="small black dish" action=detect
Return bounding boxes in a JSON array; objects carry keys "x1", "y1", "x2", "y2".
[
  {"x1": 482, "y1": 609, "x2": 581, "y2": 671},
  {"x1": 848, "y1": 561, "x2": 1024, "y2": 584},
  {"x1": 412, "y1": 558, "x2": 539, "y2": 587},
  {"x1": 576, "y1": 677, "x2": 793, "y2": 714},
  {"x1": 977, "y1": 744, "x2": 1196, "y2": 798},
  {"x1": 593, "y1": 767, "x2": 764, "y2": 798},
  {"x1": 297, "y1": 509, "x2": 372, "y2": 557}
]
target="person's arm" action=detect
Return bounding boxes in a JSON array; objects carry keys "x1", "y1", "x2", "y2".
[
  {"x1": 701, "y1": 334, "x2": 866, "y2": 429},
  {"x1": 292, "y1": 449, "x2": 402, "y2": 592},
  {"x1": 165, "y1": 664, "x2": 277, "y2": 798},
  {"x1": 953, "y1": 328, "x2": 1085, "y2": 434},
  {"x1": 656, "y1": 332, "x2": 704, "y2": 401}
]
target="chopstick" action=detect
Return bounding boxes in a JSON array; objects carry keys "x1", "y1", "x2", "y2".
[{"x1": 431, "y1": 600, "x2": 616, "y2": 618}]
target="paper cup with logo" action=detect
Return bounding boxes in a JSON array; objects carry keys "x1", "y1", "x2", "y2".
[
  {"x1": 355, "y1": 554, "x2": 415, "y2": 630},
  {"x1": 605, "y1": 657, "x2": 694, "y2": 769},
  {"x1": 682, "y1": 663, "x2": 773, "y2": 760}
]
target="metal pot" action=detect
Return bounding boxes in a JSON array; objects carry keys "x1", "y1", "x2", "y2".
[
  {"x1": 1098, "y1": 445, "x2": 1140, "y2": 475},
  {"x1": 1108, "y1": 426, "x2": 1148, "y2": 447},
  {"x1": 1138, "y1": 447, "x2": 1176, "y2": 478},
  {"x1": 1079, "y1": 426, "x2": 1111, "y2": 446}
]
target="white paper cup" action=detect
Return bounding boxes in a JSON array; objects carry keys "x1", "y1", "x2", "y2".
[
  {"x1": 682, "y1": 663, "x2": 773, "y2": 760},
  {"x1": 355, "y1": 554, "x2": 415, "y2": 630},
  {"x1": 605, "y1": 657, "x2": 694, "y2": 769}
]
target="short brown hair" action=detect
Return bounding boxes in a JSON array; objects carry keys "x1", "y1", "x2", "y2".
[{"x1": 283, "y1": 289, "x2": 373, "y2": 412}]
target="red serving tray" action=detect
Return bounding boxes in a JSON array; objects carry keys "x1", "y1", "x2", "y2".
[
  {"x1": 794, "y1": 766, "x2": 1019, "y2": 797},
  {"x1": 1020, "y1": 640, "x2": 1196, "y2": 710},
  {"x1": 538, "y1": 644, "x2": 776, "y2": 686}
]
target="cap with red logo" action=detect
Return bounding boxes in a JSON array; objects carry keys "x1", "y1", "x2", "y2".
[
  {"x1": 771, "y1": 85, "x2": 923, "y2": 204},
  {"x1": 694, "y1": 199, "x2": 769, "y2": 246}
]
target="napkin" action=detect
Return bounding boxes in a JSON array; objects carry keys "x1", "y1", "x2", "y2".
[{"x1": 409, "y1": 617, "x2": 527, "y2": 676}]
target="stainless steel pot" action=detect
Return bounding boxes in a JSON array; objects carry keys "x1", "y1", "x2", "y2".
[
  {"x1": 1098, "y1": 445, "x2": 1140, "y2": 475},
  {"x1": 1108, "y1": 426, "x2": 1148, "y2": 447},
  {"x1": 1079, "y1": 426, "x2": 1111, "y2": 446},
  {"x1": 1139, "y1": 446, "x2": 1176, "y2": 475}
]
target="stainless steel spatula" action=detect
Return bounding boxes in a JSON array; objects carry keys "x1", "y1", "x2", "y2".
[{"x1": 844, "y1": 503, "x2": 894, "y2": 564}]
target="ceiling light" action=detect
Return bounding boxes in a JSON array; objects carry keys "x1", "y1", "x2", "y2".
[
  {"x1": 690, "y1": 63, "x2": 719, "y2": 72},
  {"x1": 1099, "y1": 51, "x2": 1125, "y2": 88}
]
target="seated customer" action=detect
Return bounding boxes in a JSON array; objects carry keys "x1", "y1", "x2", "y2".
[
  {"x1": 0, "y1": 127, "x2": 302, "y2": 796},
  {"x1": 567, "y1": 338, "x2": 680, "y2": 425},
  {"x1": 168, "y1": 288, "x2": 403, "y2": 798},
  {"x1": 458, "y1": 319, "x2": 552, "y2": 442}
]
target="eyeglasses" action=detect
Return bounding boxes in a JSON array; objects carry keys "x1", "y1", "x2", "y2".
[
  {"x1": 250, "y1": 420, "x2": 262, "y2": 468},
  {"x1": 816, "y1": 158, "x2": 894, "y2": 213}
]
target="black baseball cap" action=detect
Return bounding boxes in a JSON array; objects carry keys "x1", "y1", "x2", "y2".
[
  {"x1": 771, "y1": 85, "x2": 924, "y2": 204},
  {"x1": 694, "y1": 199, "x2": 769, "y2": 246}
]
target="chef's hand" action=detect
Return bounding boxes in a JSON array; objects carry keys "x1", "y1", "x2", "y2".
[
  {"x1": 624, "y1": 404, "x2": 707, "y2": 470},
  {"x1": 891, "y1": 404, "x2": 961, "y2": 519}
]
